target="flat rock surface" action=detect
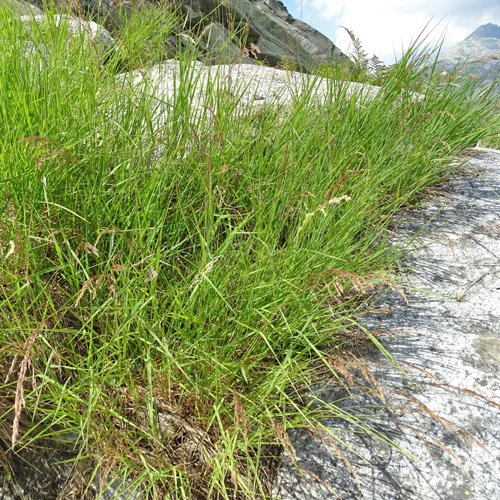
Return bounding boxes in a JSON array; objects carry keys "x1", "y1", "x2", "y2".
[
  {"x1": 275, "y1": 147, "x2": 500, "y2": 499},
  {"x1": 119, "y1": 61, "x2": 380, "y2": 122}
]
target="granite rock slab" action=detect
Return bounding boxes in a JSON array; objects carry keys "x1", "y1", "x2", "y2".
[{"x1": 275, "y1": 148, "x2": 500, "y2": 500}]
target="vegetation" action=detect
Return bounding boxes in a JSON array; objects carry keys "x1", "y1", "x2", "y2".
[
  {"x1": 314, "y1": 27, "x2": 392, "y2": 85},
  {"x1": 1, "y1": 4, "x2": 500, "y2": 499},
  {"x1": 483, "y1": 112, "x2": 500, "y2": 148},
  {"x1": 111, "y1": 2, "x2": 180, "y2": 71},
  {"x1": 277, "y1": 54, "x2": 299, "y2": 72}
]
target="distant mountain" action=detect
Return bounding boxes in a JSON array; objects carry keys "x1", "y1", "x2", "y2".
[
  {"x1": 465, "y1": 23, "x2": 500, "y2": 40},
  {"x1": 440, "y1": 37, "x2": 500, "y2": 67},
  {"x1": 438, "y1": 23, "x2": 500, "y2": 90}
]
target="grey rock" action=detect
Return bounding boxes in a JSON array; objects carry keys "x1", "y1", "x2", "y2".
[
  {"x1": 93, "y1": 473, "x2": 143, "y2": 500},
  {"x1": 20, "y1": 14, "x2": 115, "y2": 51},
  {"x1": 178, "y1": 0, "x2": 348, "y2": 71},
  {"x1": 24, "y1": 0, "x2": 349, "y2": 71},
  {"x1": 196, "y1": 22, "x2": 244, "y2": 64},
  {"x1": 27, "y1": 0, "x2": 134, "y2": 28},
  {"x1": 78, "y1": 0, "x2": 133, "y2": 27},
  {"x1": 0, "y1": 430, "x2": 144, "y2": 500},
  {"x1": 111, "y1": 60, "x2": 381, "y2": 166},
  {"x1": 118, "y1": 60, "x2": 380, "y2": 131},
  {"x1": 21, "y1": 41, "x2": 49, "y2": 74},
  {"x1": 0, "y1": 0, "x2": 41, "y2": 15},
  {"x1": 275, "y1": 148, "x2": 500, "y2": 500}
]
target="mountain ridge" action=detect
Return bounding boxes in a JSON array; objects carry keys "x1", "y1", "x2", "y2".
[{"x1": 465, "y1": 22, "x2": 500, "y2": 41}]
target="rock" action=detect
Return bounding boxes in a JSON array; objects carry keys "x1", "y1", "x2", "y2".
[
  {"x1": 0, "y1": 430, "x2": 143, "y2": 500},
  {"x1": 21, "y1": 41, "x2": 49, "y2": 74},
  {"x1": 26, "y1": 0, "x2": 134, "y2": 29},
  {"x1": 77, "y1": 0, "x2": 134, "y2": 28},
  {"x1": 20, "y1": 14, "x2": 115, "y2": 51},
  {"x1": 274, "y1": 147, "x2": 500, "y2": 500},
  {"x1": 26, "y1": 0, "x2": 348, "y2": 71},
  {"x1": 0, "y1": 0, "x2": 41, "y2": 15},
  {"x1": 177, "y1": 0, "x2": 348, "y2": 71},
  {"x1": 117, "y1": 60, "x2": 380, "y2": 132},
  {"x1": 196, "y1": 22, "x2": 244, "y2": 64},
  {"x1": 3, "y1": 0, "x2": 115, "y2": 52}
]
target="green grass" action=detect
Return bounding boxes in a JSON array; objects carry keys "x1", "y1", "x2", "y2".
[
  {"x1": 479, "y1": 100, "x2": 500, "y2": 148},
  {"x1": 1, "y1": 6, "x2": 500, "y2": 499}
]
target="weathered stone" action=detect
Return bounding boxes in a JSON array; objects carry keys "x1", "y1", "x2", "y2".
[
  {"x1": 77, "y1": 0, "x2": 135, "y2": 28},
  {"x1": 0, "y1": 0, "x2": 41, "y2": 15},
  {"x1": 22, "y1": 0, "x2": 349, "y2": 71},
  {"x1": 20, "y1": 13, "x2": 115, "y2": 51},
  {"x1": 275, "y1": 148, "x2": 500, "y2": 500},
  {"x1": 119, "y1": 59, "x2": 380, "y2": 127},
  {"x1": 177, "y1": 0, "x2": 348, "y2": 71},
  {"x1": 0, "y1": 430, "x2": 143, "y2": 499},
  {"x1": 196, "y1": 22, "x2": 245, "y2": 64},
  {"x1": 27, "y1": 0, "x2": 135, "y2": 28}
]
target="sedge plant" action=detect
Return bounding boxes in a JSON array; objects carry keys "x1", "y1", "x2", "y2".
[{"x1": 1, "y1": 4, "x2": 500, "y2": 499}]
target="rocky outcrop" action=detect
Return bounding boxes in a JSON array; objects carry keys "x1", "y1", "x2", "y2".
[
  {"x1": 25, "y1": 0, "x2": 348, "y2": 71},
  {"x1": 177, "y1": 0, "x2": 348, "y2": 71},
  {"x1": 118, "y1": 59, "x2": 379, "y2": 131},
  {"x1": 20, "y1": 14, "x2": 115, "y2": 51},
  {"x1": 0, "y1": 0, "x2": 41, "y2": 14},
  {"x1": 438, "y1": 23, "x2": 500, "y2": 90},
  {"x1": 275, "y1": 147, "x2": 500, "y2": 500}
]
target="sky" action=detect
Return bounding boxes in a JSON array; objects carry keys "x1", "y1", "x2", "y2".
[{"x1": 281, "y1": 0, "x2": 500, "y2": 64}]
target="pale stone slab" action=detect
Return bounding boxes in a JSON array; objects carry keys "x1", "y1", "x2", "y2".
[{"x1": 275, "y1": 148, "x2": 500, "y2": 500}]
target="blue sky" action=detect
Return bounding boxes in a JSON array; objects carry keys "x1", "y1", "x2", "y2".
[{"x1": 281, "y1": 0, "x2": 500, "y2": 63}]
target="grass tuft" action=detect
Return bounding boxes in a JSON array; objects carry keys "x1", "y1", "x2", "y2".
[{"x1": 1, "y1": 5, "x2": 500, "y2": 499}]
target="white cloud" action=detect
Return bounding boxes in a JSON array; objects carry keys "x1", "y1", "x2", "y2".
[
  {"x1": 307, "y1": 0, "x2": 345, "y2": 19},
  {"x1": 295, "y1": 0, "x2": 500, "y2": 63}
]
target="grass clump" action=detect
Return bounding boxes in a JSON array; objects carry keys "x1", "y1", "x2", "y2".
[
  {"x1": 1, "y1": 5, "x2": 500, "y2": 499},
  {"x1": 109, "y1": 2, "x2": 180, "y2": 72},
  {"x1": 277, "y1": 54, "x2": 299, "y2": 72}
]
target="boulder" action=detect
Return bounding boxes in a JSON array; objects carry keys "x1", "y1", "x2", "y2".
[
  {"x1": 0, "y1": 0, "x2": 41, "y2": 15},
  {"x1": 196, "y1": 21, "x2": 246, "y2": 64},
  {"x1": 118, "y1": 60, "x2": 380, "y2": 132},
  {"x1": 1, "y1": 1, "x2": 114, "y2": 75},
  {"x1": 25, "y1": 0, "x2": 348, "y2": 71},
  {"x1": 177, "y1": 0, "x2": 348, "y2": 71},
  {"x1": 20, "y1": 14, "x2": 115, "y2": 51},
  {"x1": 275, "y1": 148, "x2": 500, "y2": 500},
  {"x1": 24, "y1": 0, "x2": 135, "y2": 29},
  {"x1": 77, "y1": 0, "x2": 133, "y2": 28}
]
